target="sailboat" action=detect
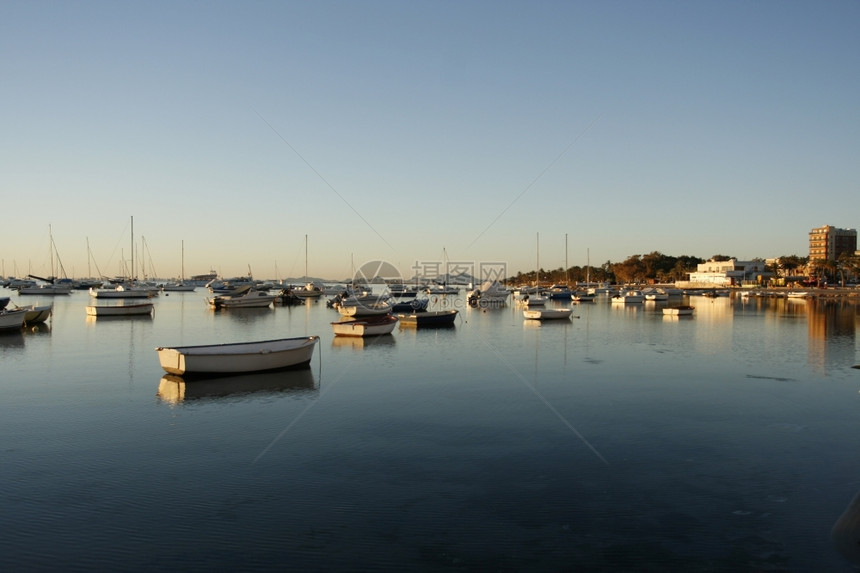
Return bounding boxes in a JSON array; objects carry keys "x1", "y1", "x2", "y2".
[
  {"x1": 292, "y1": 235, "x2": 323, "y2": 298},
  {"x1": 90, "y1": 217, "x2": 158, "y2": 299},
  {"x1": 18, "y1": 226, "x2": 73, "y2": 295},
  {"x1": 162, "y1": 241, "x2": 196, "y2": 291},
  {"x1": 520, "y1": 233, "x2": 547, "y2": 306},
  {"x1": 549, "y1": 233, "x2": 573, "y2": 300}
]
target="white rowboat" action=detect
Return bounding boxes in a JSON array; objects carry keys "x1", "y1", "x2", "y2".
[
  {"x1": 155, "y1": 336, "x2": 320, "y2": 376},
  {"x1": 0, "y1": 309, "x2": 28, "y2": 330},
  {"x1": 662, "y1": 305, "x2": 694, "y2": 316},
  {"x1": 86, "y1": 303, "x2": 154, "y2": 317}
]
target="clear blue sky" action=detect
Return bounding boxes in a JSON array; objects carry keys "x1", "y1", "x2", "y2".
[{"x1": 3, "y1": 1, "x2": 858, "y2": 281}]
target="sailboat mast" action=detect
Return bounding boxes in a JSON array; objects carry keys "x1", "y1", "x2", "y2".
[
  {"x1": 565, "y1": 233, "x2": 568, "y2": 284},
  {"x1": 130, "y1": 216, "x2": 134, "y2": 281},
  {"x1": 305, "y1": 234, "x2": 308, "y2": 280},
  {"x1": 536, "y1": 232, "x2": 540, "y2": 287}
]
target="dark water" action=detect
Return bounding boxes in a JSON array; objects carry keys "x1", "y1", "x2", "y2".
[{"x1": 2, "y1": 289, "x2": 860, "y2": 571}]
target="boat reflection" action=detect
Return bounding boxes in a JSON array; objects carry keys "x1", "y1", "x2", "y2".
[
  {"x1": 331, "y1": 333, "x2": 396, "y2": 350},
  {"x1": 86, "y1": 313, "x2": 153, "y2": 324},
  {"x1": 156, "y1": 367, "x2": 317, "y2": 404},
  {"x1": 0, "y1": 331, "x2": 25, "y2": 348}
]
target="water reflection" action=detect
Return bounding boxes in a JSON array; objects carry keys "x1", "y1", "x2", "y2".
[
  {"x1": 832, "y1": 489, "x2": 860, "y2": 565},
  {"x1": 0, "y1": 331, "x2": 25, "y2": 349},
  {"x1": 331, "y1": 334, "x2": 396, "y2": 351},
  {"x1": 156, "y1": 367, "x2": 318, "y2": 404}
]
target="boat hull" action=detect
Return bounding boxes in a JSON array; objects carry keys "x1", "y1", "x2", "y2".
[
  {"x1": 22, "y1": 305, "x2": 53, "y2": 324},
  {"x1": 398, "y1": 310, "x2": 458, "y2": 326},
  {"x1": 523, "y1": 308, "x2": 572, "y2": 320},
  {"x1": 86, "y1": 303, "x2": 154, "y2": 317},
  {"x1": 0, "y1": 309, "x2": 28, "y2": 330},
  {"x1": 331, "y1": 315, "x2": 398, "y2": 337},
  {"x1": 155, "y1": 336, "x2": 320, "y2": 376},
  {"x1": 662, "y1": 306, "x2": 694, "y2": 316}
]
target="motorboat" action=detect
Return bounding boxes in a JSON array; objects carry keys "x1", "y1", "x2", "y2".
[{"x1": 207, "y1": 290, "x2": 277, "y2": 309}]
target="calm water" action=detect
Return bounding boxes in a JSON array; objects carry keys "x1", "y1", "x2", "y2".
[{"x1": 2, "y1": 288, "x2": 860, "y2": 571}]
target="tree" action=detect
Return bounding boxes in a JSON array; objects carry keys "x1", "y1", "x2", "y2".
[{"x1": 710, "y1": 254, "x2": 734, "y2": 262}]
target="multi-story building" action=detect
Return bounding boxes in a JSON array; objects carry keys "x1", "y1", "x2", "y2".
[
  {"x1": 809, "y1": 225, "x2": 857, "y2": 262},
  {"x1": 686, "y1": 259, "x2": 770, "y2": 286}
]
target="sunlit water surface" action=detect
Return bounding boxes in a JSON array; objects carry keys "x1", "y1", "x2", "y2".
[{"x1": 2, "y1": 289, "x2": 860, "y2": 571}]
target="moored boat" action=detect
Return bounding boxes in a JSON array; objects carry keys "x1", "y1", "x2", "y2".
[
  {"x1": 337, "y1": 300, "x2": 393, "y2": 317},
  {"x1": 21, "y1": 304, "x2": 53, "y2": 325},
  {"x1": 523, "y1": 308, "x2": 573, "y2": 320},
  {"x1": 86, "y1": 303, "x2": 154, "y2": 317},
  {"x1": 90, "y1": 285, "x2": 156, "y2": 299},
  {"x1": 155, "y1": 335, "x2": 320, "y2": 376},
  {"x1": 331, "y1": 315, "x2": 398, "y2": 337},
  {"x1": 397, "y1": 309, "x2": 458, "y2": 327},
  {"x1": 0, "y1": 308, "x2": 28, "y2": 330},
  {"x1": 662, "y1": 305, "x2": 694, "y2": 316},
  {"x1": 207, "y1": 290, "x2": 276, "y2": 309}
]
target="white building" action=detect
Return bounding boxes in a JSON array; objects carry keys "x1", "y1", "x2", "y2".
[{"x1": 686, "y1": 259, "x2": 770, "y2": 287}]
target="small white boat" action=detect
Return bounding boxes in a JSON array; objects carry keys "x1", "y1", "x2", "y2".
[
  {"x1": 207, "y1": 290, "x2": 276, "y2": 309},
  {"x1": 611, "y1": 290, "x2": 644, "y2": 304},
  {"x1": 155, "y1": 336, "x2": 320, "y2": 376},
  {"x1": 86, "y1": 303, "x2": 154, "y2": 317},
  {"x1": 291, "y1": 282, "x2": 324, "y2": 298},
  {"x1": 786, "y1": 291, "x2": 810, "y2": 298},
  {"x1": 337, "y1": 300, "x2": 393, "y2": 317},
  {"x1": 519, "y1": 294, "x2": 547, "y2": 306},
  {"x1": 21, "y1": 304, "x2": 53, "y2": 324},
  {"x1": 90, "y1": 285, "x2": 155, "y2": 299},
  {"x1": 662, "y1": 305, "x2": 694, "y2": 316},
  {"x1": 0, "y1": 309, "x2": 28, "y2": 330},
  {"x1": 523, "y1": 308, "x2": 573, "y2": 320},
  {"x1": 331, "y1": 315, "x2": 398, "y2": 337},
  {"x1": 643, "y1": 289, "x2": 669, "y2": 301},
  {"x1": 571, "y1": 291, "x2": 596, "y2": 302}
]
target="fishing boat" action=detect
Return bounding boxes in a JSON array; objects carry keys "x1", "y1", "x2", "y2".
[
  {"x1": 86, "y1": 303, "x2": 154, "y2": 317},
  {"x1": 662, "y1": 305, "x2": 695, "y2": 316},
  {"x1": 330, "y1": 315, "x2": 399, "y2": 337},
  {"x1": 207, "y1": 290, "x2": 276, "y2": 309},
  {"x1": 155, "y1": 336, "x2": 320, "y2": 376},
  {"x1": 397, "y1": 309, "x2": 458, "y2": 327},
  {"x1": 0, "y1": 309, "x2": 28, "y2": 330},
  {"x1": 523, "y1": 308, "x2": 573, "y2": 320}
]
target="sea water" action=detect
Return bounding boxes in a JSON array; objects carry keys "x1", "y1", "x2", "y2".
[{"x1": 1, "y1": 289, "x2": 859, "y2": 571}]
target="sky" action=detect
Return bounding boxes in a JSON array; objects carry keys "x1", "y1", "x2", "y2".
[{"x1": 3, "y1": 0, "x2": 858, "y2": 282}]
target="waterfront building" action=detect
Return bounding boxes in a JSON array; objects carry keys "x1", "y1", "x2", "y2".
[
  {"x1": 686, "y1": 258, "x2": 770, "y2": 287},
  {"x1": 809, "y1": 225, "x2": 857, "y2": 263}
]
